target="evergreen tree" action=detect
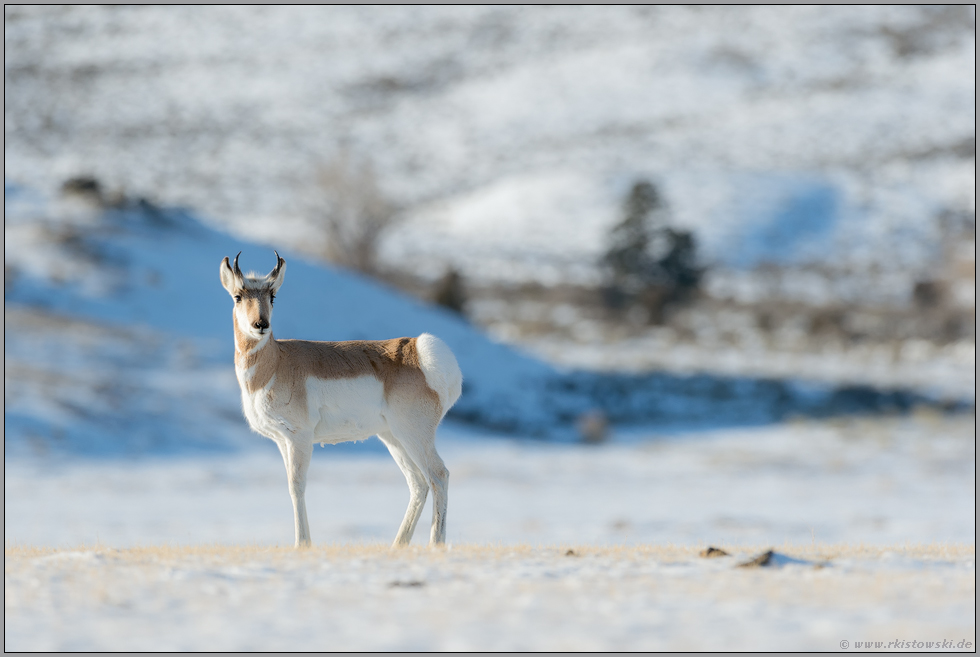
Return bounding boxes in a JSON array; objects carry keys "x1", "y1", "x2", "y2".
[{"x1": 601, "y1": 180, "x2": 702, "y2": 318}]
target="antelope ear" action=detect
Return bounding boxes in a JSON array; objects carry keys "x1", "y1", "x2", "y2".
[
  {"x1": 270, "y1": 251, "x2": 287, "y2": 293},
  {"x1": 219, "y1": 256, "x2": 238, "y2": 294}
]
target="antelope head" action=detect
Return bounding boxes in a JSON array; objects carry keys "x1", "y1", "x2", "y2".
[{"x1": 220, "y1": 251, "x2": 287, "y2": 341}]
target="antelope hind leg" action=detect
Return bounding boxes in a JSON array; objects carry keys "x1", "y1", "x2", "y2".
[{"x1": 378, "y1": 431, "x2": 429, "y2": 547}]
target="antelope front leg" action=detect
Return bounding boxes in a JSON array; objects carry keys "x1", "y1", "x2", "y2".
[{"x1": 277, "y1": 438, "x2": 314, "y2": 548}]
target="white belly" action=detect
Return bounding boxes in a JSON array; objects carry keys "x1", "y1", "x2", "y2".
[
  {"x1": 306, "y1": 375, "x2": 387, "y2": 444},
  {"x1": 240, "y1": 374, "x2": 296, "y2": 440}
]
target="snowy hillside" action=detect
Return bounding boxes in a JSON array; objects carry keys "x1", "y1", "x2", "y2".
[
  {"x1": 5, "y1": 184, "x2": 968, "y2": 456},
  {"x1": 4, "y1": 6, "x2": 975, "y2": 298},
  {"x1": 3, "y1": 183, "x2": 563, "y2": 452}
]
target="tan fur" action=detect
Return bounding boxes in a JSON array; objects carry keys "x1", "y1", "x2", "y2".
[
  {"x1": 223, "y1": 254, "x2": 436, "y2": 415},
  {"x1": 234, "y1": 319, "x2": 440, "y2": 414}
]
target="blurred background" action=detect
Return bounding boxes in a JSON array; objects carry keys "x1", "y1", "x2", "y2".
[{"x1": 4, "y1": 6, "x2": 975, "y2": 546}]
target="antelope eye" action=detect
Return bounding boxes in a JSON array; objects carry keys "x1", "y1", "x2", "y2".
[{"x1": 234, "y1": 295, "x2": 242, "y2": 303}]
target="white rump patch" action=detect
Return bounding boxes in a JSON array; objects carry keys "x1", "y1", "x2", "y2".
[{"x1": 415, "y1": 333, "x2": 463, "y2": 414}]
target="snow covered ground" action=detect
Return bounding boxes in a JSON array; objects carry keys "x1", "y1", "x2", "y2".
[
  {"x1": 5, "y1": 415, "x2": 976, "y2": 651},
  {"x1": 4, "y1": 196, "x2": 975, "y2": 651},
  {"x1": 4, "y1": 9, "x2": 975, "y2": 649},
  {"x1": 5, "y1": 415, "x2": 975, "y2": 548},
  {"x1": 5, "y1": 542, "x2": 976, "y2": 652}
]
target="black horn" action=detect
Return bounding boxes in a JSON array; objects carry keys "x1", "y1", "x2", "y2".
[
  {"x1": 272, "y1": 250, "x2": 284, "y2": 275},
  {"x1": 232, "y1": 251, "x2": 243, "y2": 281}
]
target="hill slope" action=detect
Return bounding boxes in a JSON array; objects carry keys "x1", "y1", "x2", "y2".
[
  {"x1": 4, "y1": 184, "x2": 968, "y2": 455},
  {"x1": 4, "y1": 6, "x2": 975, "y2": 299},
  {"x1": 5, "y1": 183, "x2": 563, "y2": 454}
]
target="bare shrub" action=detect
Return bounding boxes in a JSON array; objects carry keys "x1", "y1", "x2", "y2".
[
  {"x1": 432, "y1": 267, "x2": 468, "y2": 315},
  {"x1": 310, "y1": 152, "x2": 399, "y2": 274},
  {"x1": 60, "y1": 176, "x2": 104, "y2": 204}
]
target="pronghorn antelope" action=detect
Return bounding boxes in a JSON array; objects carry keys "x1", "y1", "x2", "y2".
[{"x1": 219, "y1": 252, "x2": 462, "y2": 547}]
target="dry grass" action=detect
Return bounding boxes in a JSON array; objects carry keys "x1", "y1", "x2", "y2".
[{"x1": 6, "y1": 541, "x2": 974, "y2": 567}]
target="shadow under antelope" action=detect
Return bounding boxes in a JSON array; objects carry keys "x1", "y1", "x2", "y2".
[{"x1": 219, "y1": 252, "x2": 462, "y2": 547}]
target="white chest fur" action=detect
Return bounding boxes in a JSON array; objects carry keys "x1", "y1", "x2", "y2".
[{"x1": 238, "y1": 369, "x2": 293, "y2": 441}]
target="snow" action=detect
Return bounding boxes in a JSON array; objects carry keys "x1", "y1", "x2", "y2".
[
  {"x1": 4, "y1": 6, "x2": 975, "y2": 297},
  {"x1": 5, "y1": 543, "x2": 976, "y2": 651},
  {"x1": 4, "y1": 416, "x2": 976, "y2": 650},
  {"x1": 3, "y1": 183, "x2": 564, "y2": 443},
  {"x1": 6, "y1": 416, "x2": 975, "y2": 548},
  {"x1": 8, "y1": 184, "x2": 963, "y2": 454},
  {"x1": 3, "y1": 10, "x2": 975, "y2": 648},
  {"x1": 520, "y1": 330, "x2": 976, "y2": 403},
  {"x1": 4, "y1": 214, "x2": 974, "y2": 652}
]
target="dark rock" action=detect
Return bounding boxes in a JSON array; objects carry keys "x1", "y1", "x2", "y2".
[
  {"x1": 737, "y1": 550, "x2": 775, "y2": 567},
  {"x1": 699, "y1": 546, "x2": 730, "y2": 558}
]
